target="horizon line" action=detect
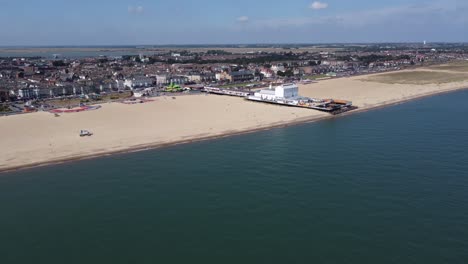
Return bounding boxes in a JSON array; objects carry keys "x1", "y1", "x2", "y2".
[{"x1": 1, "y1": 42, "x2": 467, "y2": 48}]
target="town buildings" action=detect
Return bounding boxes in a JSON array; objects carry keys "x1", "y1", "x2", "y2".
[{"x1": 1, "y1": 44, "x2": 466, "y2": 102}]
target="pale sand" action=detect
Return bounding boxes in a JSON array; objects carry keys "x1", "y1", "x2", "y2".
[{"x1": 1, "y1": 68, "x2": 468, "y2": 172}]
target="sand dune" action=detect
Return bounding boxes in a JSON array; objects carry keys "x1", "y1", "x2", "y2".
[{"x1": 1, "y1": 67, "x2": 468, "y2": 172}]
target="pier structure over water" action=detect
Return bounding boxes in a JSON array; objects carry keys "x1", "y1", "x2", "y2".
[
  {"x1": 202, "y1": 84, "x2": 354, "y2": 114},
  {"x1": 247, "y1": 83, "x2": 354, "y2": 114},
  {"x1": 202, "y1": 87, "x2": 252, "y2": 97}
]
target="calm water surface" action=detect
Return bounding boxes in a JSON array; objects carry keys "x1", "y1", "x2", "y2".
[
  {"x1": 1, "y1": 90, "x2": 468, "y2": 263},
  {"x1": 0, "y1": 46, "x2": 156, "y2": 58}
]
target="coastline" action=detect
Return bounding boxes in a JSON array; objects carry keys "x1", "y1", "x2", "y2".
[
  {"x1": 0, "y1": 113, "x2": 327, "y2": 174},
  {"x1": 1, "y1": 84, "x2": 467, "y2": 174}
]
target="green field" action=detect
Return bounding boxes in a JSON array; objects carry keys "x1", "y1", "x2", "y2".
[
  {"x1": 0, "y1": 104, "x2": 11, "y2": 112},
  {"x1": 47, "y1": 98, "x2": 83, "y2": 108},
  {"x1": 47, "y1": 92, "x2": 132, "y2": 107},
  {"x1": 303, "y1": 74, "x2": 329, "y2": 80},
  {"x1": 366, "y1": 71, "x2": 468, "y2": 85},
  {"x1": 429, "y1": 61, "x2": 468, "y2": 72},
  {"x1": 101, "y1": 91, "x2": 132, "y2": 101}
]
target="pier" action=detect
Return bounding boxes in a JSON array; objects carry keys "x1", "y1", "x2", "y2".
[
  {"x1": 203, "y1": 84, "x2": 355, "y2": 115},
  {"x1": 246, "y1": 83, "x2": 355, "y2": 115},
  {"x1": 246, "y1": 96, "x2": 355, "y2": 114},
  {"x1": 203, "y1": 87, "x2": 252, "y2": 97}
]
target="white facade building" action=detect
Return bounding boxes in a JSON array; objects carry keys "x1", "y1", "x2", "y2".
[
  {"x1": 274, "y1": 83, "x2": 299, "y2": 98},
  {"x1": 115, "y1": 80, "x2": 126, "y2": 90},
  {"x1": 124, "y1": 76, "x2": 154, "y2": 90},
  {"x1": 156, "y1": 74, "x2": 169, "y2": 85},
  {"x1": 271, "y1": 65, "x2": 285, "y2": 73},
  {"x1": 260, "y1": 69, "x2": 274, "y2": 78},
  {"x1": 252, "y1": 83, "x2": 299, "y2": 101},
  {"x1": 124, "y1": 79, "x2": 134, "y2": 89},
  {"x1": 17, "y1": 88, "x2": 35, "y2": 99}
]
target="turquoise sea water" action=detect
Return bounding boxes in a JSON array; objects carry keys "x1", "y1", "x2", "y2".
[{"x1": 1, "y1": 90, "x2": 468, "y2": 263}]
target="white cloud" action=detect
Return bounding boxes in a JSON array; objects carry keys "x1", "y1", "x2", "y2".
[
  {"x1": 224, "y1": 0, "x2": 468, "y2": 43},
  {"x1": 249, "y1": 0, "x2": 467, "y2": 29},
  {"x1": 310, "y1": 1, "x2": 328, "y2": 10},
  {"x1": 128, "y1": 6, "x2": 144, "y2": 14},
  {"x1": 237, "y1": 16, "x2": 249, "y2": 23}
]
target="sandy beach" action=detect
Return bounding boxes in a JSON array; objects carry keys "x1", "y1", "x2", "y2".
[{"x1": 1, "y1": 65, "x2": 468, "y2": 172}]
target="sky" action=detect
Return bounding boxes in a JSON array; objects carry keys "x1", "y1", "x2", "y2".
[{"x1": 0, "y1": 0, "x2": 466, "y2": 45}]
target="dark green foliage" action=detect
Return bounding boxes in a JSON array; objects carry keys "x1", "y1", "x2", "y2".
[
  {"x1": 52, "y1": 60, "x2": 68, "y2": 67},
  {"x1": 206, "y1": 50, "x2": 232, "y2": 55}
]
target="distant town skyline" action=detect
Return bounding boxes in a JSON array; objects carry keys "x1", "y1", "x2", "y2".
[{"x1": 0, "y1": 0, "x2": 467, "y2": 45}]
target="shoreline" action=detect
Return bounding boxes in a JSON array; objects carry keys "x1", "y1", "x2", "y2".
[{"x1": 1, "y1": 85, "x2": 467, "y2": 174}]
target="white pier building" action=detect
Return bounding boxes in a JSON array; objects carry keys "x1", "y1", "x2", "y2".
[{"x1": 250, "y1": 83, "x2": 299, "y2": 101}]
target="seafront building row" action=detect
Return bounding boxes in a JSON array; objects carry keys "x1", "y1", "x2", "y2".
[{"x1": 1, "y1": 45, "x2": 467, "y2": 102}]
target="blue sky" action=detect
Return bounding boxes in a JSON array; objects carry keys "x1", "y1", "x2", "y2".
[{"x1": 0, "y1": 0, "x2": 466, "y2": 45}]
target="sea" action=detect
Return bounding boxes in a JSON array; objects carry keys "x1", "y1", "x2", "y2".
[
  {"x1": 0, "y1": 46, "x2": 158, "y2": 59},
  {"x1": 1, "y1": 90, "x2": 468, "y2": 264}
]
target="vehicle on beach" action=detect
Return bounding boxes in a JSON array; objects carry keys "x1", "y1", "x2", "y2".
[{"x1": 79, "y1": 130, "x2": 93, "y2": 137}]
